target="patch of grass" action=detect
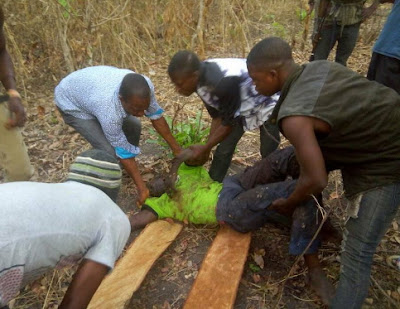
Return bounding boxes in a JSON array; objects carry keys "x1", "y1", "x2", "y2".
[{"x1": 148, "y1": 109, "x2": 210, "y2": 150}]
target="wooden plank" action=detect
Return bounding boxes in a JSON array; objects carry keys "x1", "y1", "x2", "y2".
[
  {"x1": 184, "y1": 226, "x2": 251, "y2": 309},
  {"x1": 88, "y1": 220, "x2": 183, "y2": 309}
]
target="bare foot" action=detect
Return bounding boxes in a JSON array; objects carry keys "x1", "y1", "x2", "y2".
[{"x1": 307, "y1": 267, "x2": 334, "y2": 306}]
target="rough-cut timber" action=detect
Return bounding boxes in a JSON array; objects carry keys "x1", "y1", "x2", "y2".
[
  {"x1": 88, "y1": 220, "x2": 183, "y2": 309},
  {"x1": 183, "y1": 226, "x2": 251, "y2": 309}
]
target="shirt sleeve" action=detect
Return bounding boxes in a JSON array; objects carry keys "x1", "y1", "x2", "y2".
[
  {"x1": 84, "y1": 208, "x2": 131, "y2": 269},
  {"x1": 143, "y1": 76, "x2": 164, "y2": 120}
]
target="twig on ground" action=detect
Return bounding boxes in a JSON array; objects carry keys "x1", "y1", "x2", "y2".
[{"x1": 274, "y1": 195, "x2": 331, "y2": 308}]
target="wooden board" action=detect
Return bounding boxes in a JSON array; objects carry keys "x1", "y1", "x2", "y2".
[
  {"x1": 88, "y1": 220, "x2": 183, "y2": 309},
  {"x1": 183, "y1": 226, "x2": 251, "y2": 309}
]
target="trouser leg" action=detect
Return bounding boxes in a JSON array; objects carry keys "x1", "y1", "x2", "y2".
[
  {"x1": 122, "y1": 115, "x2": 141, "y2": 146},
  {"x1": 331, "y1": 183, "x2": 400, "y2": 309},
  {"x1": 59, "y1": 111, "x2": 115, "y2": 157},
  {"x1": 209, "y1": 122, "x2": 244, "y2": 182},
  {"x1": 367, "y1": 52, "x2": 400, "y2": 95},
  {"x1": 259, "y1": 121, "x2": 280, "y2": 158},
  {"x1": 335, "y1": 23, "x2": 360, "y2": 66},
  {"x1": 0, "y1": 104, "x2": 33, "y2": 181},
  {"x1": 312, "y1": 24, "x2": 338, "y2": 61}
]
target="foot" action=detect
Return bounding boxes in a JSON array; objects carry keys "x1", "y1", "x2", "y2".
[{"x1": 307, "y1": 267, "x2": 334, "y2": 306}]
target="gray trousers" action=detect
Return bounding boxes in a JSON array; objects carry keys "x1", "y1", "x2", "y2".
[
  {"x1": 209, "y1": 121, "x2": 280, "y2": 182},
  {"x1": 60, "y1": 111, "x2": 141, "y2": 158}
]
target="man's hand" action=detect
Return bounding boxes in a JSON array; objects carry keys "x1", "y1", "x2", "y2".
[
  {"x1": 186, "y1": 144, "x2": 210, "y2": 166},
  {"x1": 5, "y1": 95, "x2": 26, "y2": 129},
  {"x1": 137, "y1": 186, "x2": 150, "y2": 206},
  {"x1": 269, "y1": 198, "x2": 296, "y2": 217},
  {"x1": 362, "y1": 1, "x2": 379, "y2": 20}
]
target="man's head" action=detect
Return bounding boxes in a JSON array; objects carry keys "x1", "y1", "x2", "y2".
[
  {"x1": 67, "y1": 149, "x2": 122, "y2": 202},
  {"x1": 168, "y1": 50, "x2": 201, "y2": 96},
  {"x1": 119, "y1": 73, "x2": 150, "y2": 117},
  {"x1": 247, "y1": 37, "x2": 294, "y2": 96}
]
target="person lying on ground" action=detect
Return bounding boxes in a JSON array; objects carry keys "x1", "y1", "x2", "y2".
[
  {"x1": 168, "y1": 52, "x2": 280, "y2": 182},
  {"x1": 246, "y1": 36, "x2": 400, "y2": 309},
  {"x1": 55, "y1": 65, "x2": 182, "y2": 205},
  {"x1": 130, "y1": 147, "x2": 335, "y2": 305},
  {"x1": 0, "y1": 149, "x2": 131, "y2": 309}
]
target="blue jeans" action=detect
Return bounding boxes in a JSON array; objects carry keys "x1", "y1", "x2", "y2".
[
  {"x1": 209, "y1": 121, "x2": 280, "y2": 182},
  {"x1": 59, "y1": 110, "x2": 141, "y2": 158},
  {"x1": 216, "y1": 176, "x2": 320, "y2": 255},
  {"x1": 331, "y1": 182, "x2": 400, "y2": 308}
]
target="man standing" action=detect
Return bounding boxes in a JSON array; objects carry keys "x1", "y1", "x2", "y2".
[
  {"x1": 0, "y1": 6, "x2": 33, "y2": 181},
  {"x1": 309, "y1": 0, "x2": 379, "y2": 66},
  {"x1": 0, "y1": 149, "x2": 131, "y2": 309},
  {"x1": 168, "y1": 51, "x2": 280, "y2": 182},
  {"x1": 367, "y1": 0, "x2": 400, "y2": 94},
  {"x1": 247, "y1": 37, "x2": 400, "y2": 308},
  {"x1": 55, "y1": 66, "x2": 181, "y2": 204}
]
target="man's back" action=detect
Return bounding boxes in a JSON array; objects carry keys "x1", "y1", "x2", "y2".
[
  {"x1": 275, "y1": 60, "x2": 400, "y2": 196},
  {"x1": 55, "y1": 66, "x2": 133, "y2": 117},
  {"x1": 0, "y1": 181, "x2": 130, "y2": 288}
]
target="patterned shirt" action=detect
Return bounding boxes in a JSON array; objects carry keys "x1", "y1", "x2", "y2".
[
  {"x1": 196, "y1": 58, "x2": 279, "y2": 131},
  {"x1": 55, "y1": 66, "x2": 164, "y2": 158}
]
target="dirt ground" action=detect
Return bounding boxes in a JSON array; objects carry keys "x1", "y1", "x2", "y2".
[{"x1": 4, "y1": 5, "x2": 400, "y2": 309}]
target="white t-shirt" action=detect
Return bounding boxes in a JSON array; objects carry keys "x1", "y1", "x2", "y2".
[{"x1": 0, "y1": 181, "x2": 131, "y2": 307}]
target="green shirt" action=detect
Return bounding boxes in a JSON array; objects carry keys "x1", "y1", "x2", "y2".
[
  {"x1": 315, "y1": 0, "x2": 365, "y2": 26},
  {"x1": 144, "y1": 164, "x2": 222, "y2": 224},
  {"x1": 270, "y1": 60, "x2": 400, "y2": 197}
]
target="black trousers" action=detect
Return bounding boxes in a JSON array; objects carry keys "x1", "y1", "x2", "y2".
[{"x1": 367, "y1": 52, "x2": 400, "y2": 94}]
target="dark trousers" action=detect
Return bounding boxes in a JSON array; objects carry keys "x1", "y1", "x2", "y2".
[
  {"x1": 313, "y1": 22, "x2": 361, "y2": 66},
  {"x1": 59, "y1": 110, "x2": 141, "y2": 158},
  {"x1": 367, "y1": 52, "x2": 400, "y2": 94},
  {"x1": 209, "y1": 121, "x2": 280, "y2": 182}
]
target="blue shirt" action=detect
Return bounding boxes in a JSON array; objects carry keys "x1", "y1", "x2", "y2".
[
  {"x1": 196, "y1": 58, "x2": 279, "y2": 131},
  {"x1": 54, "y1": 66, "x2": 164, "y2": 158},
  {"x1": 373, "y1": 0, "x2": 400, "y2": 60}
]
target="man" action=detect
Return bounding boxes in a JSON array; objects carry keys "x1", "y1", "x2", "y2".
[
  {"x1": 247, "y1": 37, "x2": 400, "y2": 308},
  {"x1": 0, "y1": 149, "x2": 131, "y2": 309},
  {"x1": 0, "y1": 6, "x2": 33, "y2": 181},
  {"x1": 55, "y1": 66, "x2": 181, "y2": 205},
  {"x1": 367, "y1": 0, "x2": 400, "y2": 94},
  {"x1": 130, "y1": 147, "x2": 335, "y2": 305},
  {"x1": 309, "y1": 0, "x2": 379, "y2": 66},
  {"x1": 168, "y1": 52, "x2": 280, "y2": 182}
]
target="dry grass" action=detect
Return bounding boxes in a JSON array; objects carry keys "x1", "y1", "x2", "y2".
[{"x1": 2, "y1": 0, "x2": 398, "y2": 308}]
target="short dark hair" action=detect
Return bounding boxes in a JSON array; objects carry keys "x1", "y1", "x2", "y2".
[
  {"x1": 168, "y1": 50, "x2": 201, "y2": 76},
  {"x1": 119, "y1": 73, "x2": 150, "y2": 100},
  {"x1": 247, "y1": 37, "x2": 292, "y2": 69}
]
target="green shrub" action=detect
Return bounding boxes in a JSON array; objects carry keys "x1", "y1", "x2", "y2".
[{"x1": 148, "y1": 109, "x2": 210, "y2": 151}]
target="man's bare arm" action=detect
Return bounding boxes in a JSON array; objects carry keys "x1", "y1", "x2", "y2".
[
  {"x1": 270, "y1": 116, "x2": 328, "y2": 215},
  {"x1": 187, "y1": 120, "x2": 233, "y2": 166},
  {"x1": 0, "y1": 7, "x2": 26, "y2": 128},
  {"x1": 151, "y1": 116, "x2": 182, "y2": 156},
  {"x1": 59, "y1": 259, "x2": 109, "y2": 309},
  {"x1": 120, "y1": 157, "x2": 149, "y2": 205}
]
